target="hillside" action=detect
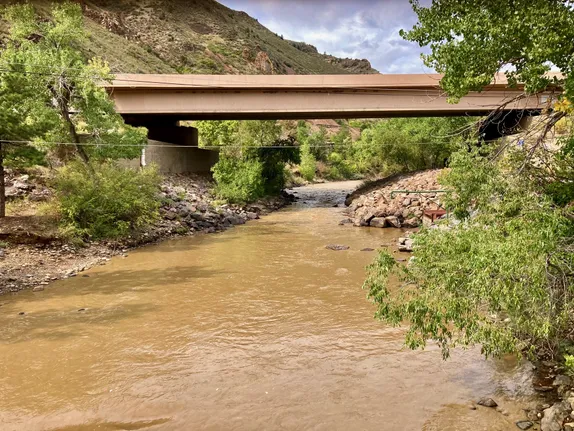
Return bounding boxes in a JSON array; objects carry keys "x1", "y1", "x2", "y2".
[{"x1": 0, "y1": 0, "x2": 378, "y2": 75}]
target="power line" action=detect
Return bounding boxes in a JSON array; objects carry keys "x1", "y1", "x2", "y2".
[{"x1": 0, "y1": 138, "x2": 470, "y2": 149}]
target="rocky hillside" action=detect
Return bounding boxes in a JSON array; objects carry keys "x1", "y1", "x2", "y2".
[{"x1": 0, "y1": 0, "x2": 378, "y2": 75}]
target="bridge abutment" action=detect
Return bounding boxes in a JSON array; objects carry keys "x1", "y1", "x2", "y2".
[{"x1": 122, "y1": 125, "x2": 219, "y2": 174}]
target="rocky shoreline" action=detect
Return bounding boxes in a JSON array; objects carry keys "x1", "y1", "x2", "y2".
[
  {"x1": 0, "y1": 173, "x2": 294, "y2": 295},
  {"x1": 342, "y1": 169, "x2": 444, "y2": 229}
]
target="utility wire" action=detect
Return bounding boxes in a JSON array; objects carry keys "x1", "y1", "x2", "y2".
[{"x1": 0, "y1": 138, "x2": 471, "y2": 149}]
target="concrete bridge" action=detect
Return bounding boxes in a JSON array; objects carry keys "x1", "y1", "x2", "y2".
[
  {"x1": 109, "y1": 73, "x2": 557, "y2": 122},
  {"x1": 107, "y1": 73, "x2": 560, "y2": 173}
]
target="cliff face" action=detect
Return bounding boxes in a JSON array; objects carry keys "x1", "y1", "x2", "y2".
[{"x1": 0, "y1": 0, "x2": 378, "y2": 75}]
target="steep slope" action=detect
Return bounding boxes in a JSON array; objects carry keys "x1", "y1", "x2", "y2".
[{"x1": 0, "y1": 0, "x2": 378, "y2": 75}]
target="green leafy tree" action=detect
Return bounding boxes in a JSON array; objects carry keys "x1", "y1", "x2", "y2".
[
  {"x1": 366, "y1": 0, "x2": 574, "y2": 361},
  {"x1": 351, "y1": 117, "x2": 471, "y2": 176},
  {"x1": 401, "y1": 0, "x2": 574, "y2": 101},
  {"x1": 0, "y1": 2, "x2": 147, "y2": 217},
  {"x1": 195, "y1": 120, "x2": 239, "y2": 148},
  {"x1": 365, "y1": 147, "x2": 574, "y2": 359},
  {"x1": 202, "y1": 120, "x2": 300, "y2": 203},
  {"x1": 0, "y1": 45, "x2": 55, "y2": 217}
]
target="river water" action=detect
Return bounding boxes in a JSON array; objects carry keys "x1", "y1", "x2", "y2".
[{"x1": 0, "y1": 182, "x2": 539, "y2": 431}]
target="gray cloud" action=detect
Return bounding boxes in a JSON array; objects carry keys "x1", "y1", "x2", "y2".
[{"x1": 218, "y1": 0, "x2": 432, "y2": 73}]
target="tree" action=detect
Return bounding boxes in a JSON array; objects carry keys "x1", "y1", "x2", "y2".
[
  {"x1": 0, "y1": 43, "x2": 55, "y2": 217},
  {"x1": 401, "y1": 0, "x2": 574, "y2": 102},
  {"x1": 197, "y1": 120, "x2": 300, "y2": 203},
  {"x1": 0, "y1": 2, "x2": 147, "y2": 217},
  {"x1": 366, "y1": 1, "x2": 574, "y2": 361}
]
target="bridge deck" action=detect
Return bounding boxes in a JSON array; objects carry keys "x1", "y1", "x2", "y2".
[{"x1": 107, "y1": 74, "x2": 561, "y2": 121}]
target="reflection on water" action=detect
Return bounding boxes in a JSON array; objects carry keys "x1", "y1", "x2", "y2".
[{"x1": 0, "y1": 182, "x2": 537, "y2": 430}]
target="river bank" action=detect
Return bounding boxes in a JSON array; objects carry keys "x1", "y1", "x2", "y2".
[
  {"x1": 0, "y1": 172, "x2": 294, "y2": 295},
  {"x1": 0, "y1": 180, "x2": 544, "y2": 430}
]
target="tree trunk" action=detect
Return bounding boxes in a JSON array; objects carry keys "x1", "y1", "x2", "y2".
[
  {"x1": 53, "y1": 81, "x2": 91, "y2": 165},
  {"x1": 62, "y1": 104, "x2": 89, "y2": 164},
  {"x1": 0, "y1": 142, "x2": 5, "y2": 218}
]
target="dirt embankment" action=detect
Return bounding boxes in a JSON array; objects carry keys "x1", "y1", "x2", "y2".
[
  {"x1": 0, "y1": 173, "x2": 293, "y2": 295},
  {"x1": 342, "y1": 170, "x2": 444, "y2": 228}
]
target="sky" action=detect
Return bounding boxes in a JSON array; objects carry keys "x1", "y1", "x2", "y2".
[{"x1": 217, "y1": 0, "x2": 432, "y2": 74}]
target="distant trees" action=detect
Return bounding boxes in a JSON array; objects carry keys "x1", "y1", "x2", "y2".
[{"x1": 196, "y1": 120, "x2": 299, "y2": 203}]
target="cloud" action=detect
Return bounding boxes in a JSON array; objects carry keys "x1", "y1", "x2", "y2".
[{"x1": 218, "y1": 0, "x2": 432, "y2": 73}]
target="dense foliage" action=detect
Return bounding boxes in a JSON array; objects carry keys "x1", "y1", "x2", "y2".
[
  {"x1": 349, "y1": 117, "x2": 471, "y2": 176},
  {"x1": 365, "y1": 147, "x2": 574, "y2": 359},
  {"x1": 365, "y1": 0, "x2": 574, "y2": 362},
  {"x1": 197, "y1": 120, "x2": 299, "y2": 203},
  {"x1": 402, "y1": 0, "x2": 574, "y2": 102},
  {"x1": 53, "y1": 162, "x2": 161, "y2": 240},
  {"x1": 0, "y1": 2, "x2": 147, "y2": 217}
]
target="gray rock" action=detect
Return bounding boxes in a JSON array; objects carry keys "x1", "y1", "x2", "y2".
[
  {"x1": 246, "y1": 212, "x2": 259, "y2": 220},
  {"x1": 554, "y1": 375, "x2": 573, "y2": 387},
  {"x1": 32, "y1": 286, "x2": 45, "y2": 292},
  {"x1": 164, "y1": 211, "x2": 177, "y2": 221},
  {"x1": 360, "y1": 248, "x2": 375, "y2": 252},
  {"x1": 402, "y1": 198, "x2": 411, "y2": 207},
  {"x1": 402, "y1": 217, "x2": 420, "y2": 228},
  {"x1": 326, "y1": 245, "x2": 350, "y2": 251},
  {"x1": 515, "y1": 421, "x2": 534, "y2": 430},
  {"x1": 369, "y1": 217, "x2": 387, "y2": 228},
  {"x1": 385, "y1": 216, "x2": 401, "y2": 228},
  {"x1": 477, "y1": 397, "x2": 498, "y2": 408},
  {"x1": 338, "y1": 219, "x2": 353, "y2": 225},
  {"x1": 398, "y1": 239, "x2": 414, "y2": 252},
  {"x1": 542, "y1": 402, "x2": 571, "y2": 431}
]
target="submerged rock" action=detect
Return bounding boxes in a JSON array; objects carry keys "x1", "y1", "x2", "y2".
[
  {"x1": 325, "y1": 245, "x2": 350, "y2": 251},
  {"x1": 369, "y1": 217, "x2": 387, "y2": 228}
]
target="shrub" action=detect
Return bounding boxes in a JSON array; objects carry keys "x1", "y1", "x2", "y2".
[
  {"x1": 211, "y1": 153, "x2": 265, "y2": 203},
  {"x1": 299, "y1": 143, "x2": 316, "y2": 182},
  {"x1": 53, "y1": 162, "x2": 161, "y2": 239}
]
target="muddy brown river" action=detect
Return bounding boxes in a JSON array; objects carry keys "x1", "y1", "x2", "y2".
[{"x1": 0, "y1": 182, "x2": 540, "y2": 430}]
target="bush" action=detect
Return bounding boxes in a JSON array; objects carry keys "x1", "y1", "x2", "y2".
[
  {"x1": 211, "y1": 153, "x2": 265, "y2": 203},
  {"x1": 208, "y1": 121, "x2": 300, "y2": 203},
  {"x1": 53, "y1": 162, "x2": 161, "y2": 239},
  {"x1": 351, "y1": 117, "x2": 472, "y2": 176},
  {"x1": 299, "y1": 143, "x2": 316, "y2": 181}
]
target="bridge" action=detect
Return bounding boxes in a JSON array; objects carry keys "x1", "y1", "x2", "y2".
[
  {"x1": 107, "y1": 73, "x2": 560, "y2": 174},
  {"x1": 108, "y1": 73, "x2": 558, "y2": 123}
]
